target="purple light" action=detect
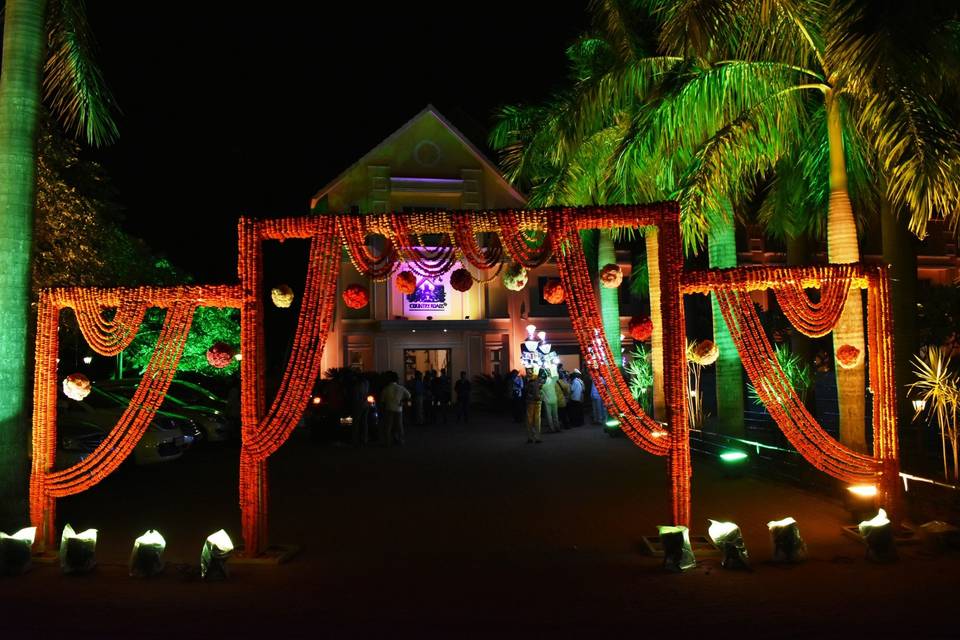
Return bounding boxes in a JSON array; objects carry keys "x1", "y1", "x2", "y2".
[{"x1": 390, "y1": 177, "x2": 464, "y2": 184}]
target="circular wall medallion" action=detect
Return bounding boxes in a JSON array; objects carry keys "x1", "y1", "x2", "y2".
[{"x1": 414, "y1": 140, "x2": 441, "y2": 167}]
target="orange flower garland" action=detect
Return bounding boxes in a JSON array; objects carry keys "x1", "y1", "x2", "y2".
[
  {"x1": 543, "y1": 279, "x2": 565, "y2": 304},
  {"x1": 342, "y1": 284, "x2": 369, "y2": 309}
]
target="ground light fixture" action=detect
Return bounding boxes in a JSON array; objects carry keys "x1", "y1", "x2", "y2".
[
  {"x1": 82, "y1": 355, "x2": 93, "y2": 365},
  {"x1": 60, "y1": 524, "x2": 98, "y2": 574},
  {"x1": 845, "y1": 484, "x2": 878, "y2": 522},
  {"x1": 657, "y1": 525, "x2": 696, "y2": 572},
  {"x1": 719, "y1": 450, "x2": 748, "y2": 478},
  {"x1": 911, "y1": 398, "x2": 926, "y2": 417},
  {"x1": 858, "y1": 509, "x2": 898, "y2": 562},
  {"x1": 0, "y1": 527, "x2": 36, "y2": 576},
  {"x1": 201, "y1": 529, "x2": 235, "y2": 581},
  {"x1": 767, "y1": 517, "x2": 806, "y2": 563},
  {"x1": 129, "y1": 529, "x2": 166, "y2": 577},
  {"x1": 707, "y1": 520, "x2": 750, "y2": 570}
]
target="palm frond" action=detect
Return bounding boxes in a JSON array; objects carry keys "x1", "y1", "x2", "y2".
[{"x1": 43, "y1": 0, "x2": 119, "y2": 146}]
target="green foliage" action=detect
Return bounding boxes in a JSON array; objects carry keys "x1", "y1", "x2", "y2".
[
  {"x1": 624, "y1": 344, "x2": 654, "y2": 414},
  {"x1": 747, "y1": 345, "x2": 813, "y2": 405},
  {"x1": 126, "y1": 307, "x2": 240, "y2": 378},
  {"x1": 909, "y1": 346, "x2": 959, "y2": 480}
]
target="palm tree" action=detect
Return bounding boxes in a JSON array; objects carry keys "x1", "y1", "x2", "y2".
[
  {"x1": 0, "y1": 0, "x2": 117, "y2": 528},
  {"x1": 600, "y1": 0, "x2": 960, "y2": 450}
]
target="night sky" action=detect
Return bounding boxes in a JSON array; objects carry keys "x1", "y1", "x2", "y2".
[{"x1": 83, "y1": 3, "x2": 590, "y2": 283}]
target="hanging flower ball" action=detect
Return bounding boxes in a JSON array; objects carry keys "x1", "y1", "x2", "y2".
[
  {"x1": 600, "y1": 263, "x2": 623, "y2": 289},
  {"x1": 270, "y1": 284, "x2": 295, "y2": 308},
  {"x1": 206, "y1": 342, "x2": 236, "y2": 369},
  {"x1": 543, "y1": 280, "x2": 565, "y2": 304},
  {"x1": 342, "y1": 284, "x2": 369, "y2": 309},
  {"x1": 450, "y1": 268, "x2": 473, "y2": 293},
  {"x1": 628, "y1": 316, "x2": 653, "y2": 342},
  {"x1": 836, "y1": 344, "x2": 861, "y2": 369},
  {"x1": 688, "y1": 339, "x2": 720, "y2": 366},
  {"x1": 395, "y1": 271, "x2": 417, "y2": 295},
  {"x1": 502, "y1": 262, "x2": 528, "y2": 292},
  {"x1": 62, "y1": 373, "x2": 92, "y2": 401}
]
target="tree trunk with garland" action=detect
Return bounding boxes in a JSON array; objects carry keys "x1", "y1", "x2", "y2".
[
  {"x1": 709, "y1": 212, "x2": 744, "y2": 437},
  {"x1": 0, "y1": 0, "x2": 47, "y2": 529},
  {"x1": 645, "y1": 231, "x2": 666, "y2": 419},
  {"x1": 826, "y1": 93, "x2": 867, "y2": 452}
]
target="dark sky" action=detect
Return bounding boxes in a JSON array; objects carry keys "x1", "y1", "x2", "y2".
[{"x1": 84, "y1": 3, "x2": 590, "y2": 283}]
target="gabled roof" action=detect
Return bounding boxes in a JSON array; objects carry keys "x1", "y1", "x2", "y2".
[{"x1": 310, "y1": 104, "x2": 527, "y2": 208}]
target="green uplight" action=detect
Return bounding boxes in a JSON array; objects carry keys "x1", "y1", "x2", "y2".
[
  {"x1": 719, "y1": 450, "x2": 748, "y2": 463},
  {"x1": 605, "y1": 418, "x2": 621, "y2": 428}
]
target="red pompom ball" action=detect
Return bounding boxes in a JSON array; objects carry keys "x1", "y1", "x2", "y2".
[
  {"x1": 450, "y1": 268, "x2": 473, "y2": 292},
  {"x1": 395, "y1": 271, "x2": 417, "y2": 295},
  {"x1": 206, "y1": 342, "x2": 236, "y2": 369},
  {"x1": 628, "y1": 316, "x2": 653, "y2": 342},
  {"x1": 342, "y1": 284, "x2": 369, "y2": 309},
  {"x1": 543, "y1": 279, "x2": 565, "y2": 304},
  {"x1": 836, "y1": 344, "x2": 861, "y2": 369}
]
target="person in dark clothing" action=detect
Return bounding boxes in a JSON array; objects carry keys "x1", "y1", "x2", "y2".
[
  {"x1": 410, "y1": 370, "x2": 425, "y2": 425},
  {"x1": 434, "y1": 368, "x2": 451, "y2": 424},
  {"x1": 454, "y1": 371, "x2": 471, "y2": 423},
  {"x1": 507, "y1": 369, "x2": 524, "y2": 423}
]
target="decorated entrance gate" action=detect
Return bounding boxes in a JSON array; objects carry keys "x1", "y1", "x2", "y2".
[{"x1": 29, "y1": 204, "x2": 901, "y2": 556}]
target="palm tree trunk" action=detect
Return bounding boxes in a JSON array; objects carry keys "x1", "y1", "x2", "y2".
[
  {"x1": 0, "y1": 0, "x2": 47, "y2": 530},
  {"x1": 598, "y1": 230, "x2": 621, "y2": 367},
  {"x1": 709, "y1": 210, "x2": 744, "y2": 436},
  {"x1": 880, "y1": 196, "x2": 920, "y2": 453},
  {"x1": 645, "y1": 231, "x2": 666, "y2": 419},
  {"x1": 826, "y1": 92, "x2": 867, "y2": 452}
]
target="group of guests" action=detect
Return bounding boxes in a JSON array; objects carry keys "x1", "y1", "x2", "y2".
[
  {"x1": 506, "y1": 367, "x2": 607, "y2": 444},
  {"x1": 407, "y1": 368, "x2": 472, "y2": 425}
]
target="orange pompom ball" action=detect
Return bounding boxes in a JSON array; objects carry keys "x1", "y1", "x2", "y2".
[
  {"x1": 543, "y1": 279, "x2": 565, "y2": 304},
  {"x1": 206, "y1": 342, "x2": 236, "y2": 369},
  {"x1": 450, "y1": 268, "x2": 473, "y2": 292},
  {"x1": 342, "y1": 284, "x2": 369, "y2": 309},
  {"x1": 62, "y1": 373, "x2": 92, "y2": 401},
  {"x1": 836, "y1": 344, "x2": 861, "y2": 369},
  {"x1": 395, "y1": 271, "x2": 417, "y2": 295},
  {"x1": 628, "y1": 316, "x2": 653, "y2": 342}
]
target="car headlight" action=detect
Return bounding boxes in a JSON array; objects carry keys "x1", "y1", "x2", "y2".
[{"x1": 339, "y1": 416, "x2": 353, "y2": 425}]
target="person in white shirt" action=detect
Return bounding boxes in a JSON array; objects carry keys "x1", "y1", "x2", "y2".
[{"x1": 569, "y1": 370, "x2": 585, "y2": 427}]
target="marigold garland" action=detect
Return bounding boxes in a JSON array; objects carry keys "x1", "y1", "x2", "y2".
[
  {"x1": 600, "y1": 263, "x2": 623, "y2": 289},
  {"x1": 342, "y1": 284, "x2": 369, "y2": 309},
  {"x1": 395, "y1": 271, "x2": 417, "y2": 295},
  {"x1": 543, "y1": 279, "x2": 565, "y2": 304}
]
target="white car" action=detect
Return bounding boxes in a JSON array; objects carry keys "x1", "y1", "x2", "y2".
[{"x1": 56, "y1": 399, "x2": 189, "y2": 467}]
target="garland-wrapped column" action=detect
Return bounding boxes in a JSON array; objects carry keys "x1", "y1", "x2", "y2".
[
  {"x1": 644, "y1": 230, "x2": 666, "y2": 419},
  {"x1": 29, "y1": 292, "x2": 58, "y2": 549},
  {"x1": 658, "y1": 222, "x2": 690, "y2": 527}
]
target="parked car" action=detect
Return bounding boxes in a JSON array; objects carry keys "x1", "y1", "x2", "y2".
[
  {"x1": 94, "y1": 380, "x2": 232, "y2": 443},
  {"x1": 56, "y1": 399, "x2": 188, "y2": 467},
  {"x1": 305, "y1": 380, "x2": 379, "y2": 444}
]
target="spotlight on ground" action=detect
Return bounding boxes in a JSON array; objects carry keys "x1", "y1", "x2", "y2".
[
  {"x1": 767, "y1": 517, "x2": 806, "y2": 563},
  {"x1": 0, "y1": 527, "x2": 36, "y2": 576},
  {"x1": 707, "y1": 520, "x2": 750, "y2": 570},
  {"x1": 657, "y1": 525, "x2": 696, "y2": 572},
  {"x1": 718, "y1": 450, "x2": 748, "y2": 478},
  {"x1": 60, "y1": 524, "x2": 98, "y2": 574},
  {"x1": 201, "y1": 529, "x2": 234, "y2": 581},
  {"x1": 845, "y1": 484, "x2": 878, "y2": 522},
  {"x1": 858, "y1": 509, "x2": 897, "y2": 562},
  {"x1": 129, "y1": 529, "x2": 166, "y2": 577}
]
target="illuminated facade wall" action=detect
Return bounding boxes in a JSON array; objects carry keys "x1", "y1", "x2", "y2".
[{"x1": 309, "y1": 106, "x2": 634, "y2": 380}]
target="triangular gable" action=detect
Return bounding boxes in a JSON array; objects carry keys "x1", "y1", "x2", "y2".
[{"x1": 310, "y1": 104, "x2": 526, "y2": 209}]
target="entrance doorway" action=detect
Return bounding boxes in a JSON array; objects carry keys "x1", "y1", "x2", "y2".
[{"x1": 404, "y1": 348, "x2": 451, "y2": 380}]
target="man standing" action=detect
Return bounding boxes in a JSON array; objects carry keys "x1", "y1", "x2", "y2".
[
  {"x1": 507, "y1": 369, "x2": 524, "y2": 423},
  {"x1": 524, "y1": 369, "x2": 545, "y2": 444},
  {"x1": 569, "y1": 370, "x2": 585, "y2": 427},
  {"x1": 381, "y1": 371, "x2": 411, "y2": 447},
  {"x1": 454, "y1": 371, "x2": 471, "y2": 423},
  {"x1": 541, "y1": 372, "x2": 560, "y2": 433}
]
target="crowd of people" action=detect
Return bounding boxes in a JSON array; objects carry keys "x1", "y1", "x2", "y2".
[
  {"x1": 505, "y1": 366, "x2": 608, "y2": 444},
  {"x1": 318, "y1": 364, "x2": 605, "y2": 449}
]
